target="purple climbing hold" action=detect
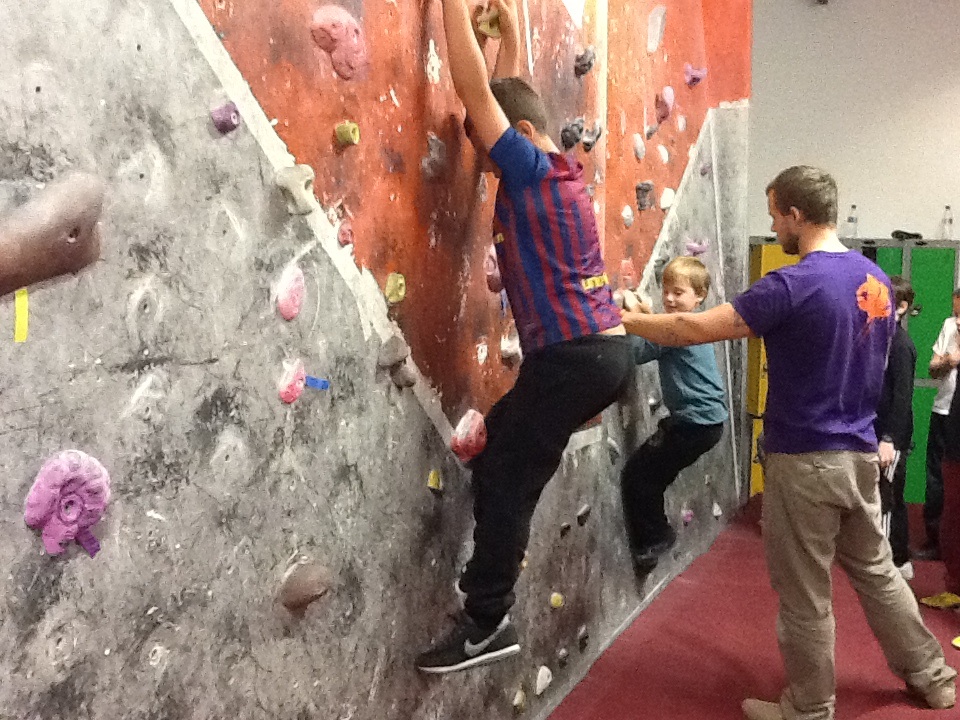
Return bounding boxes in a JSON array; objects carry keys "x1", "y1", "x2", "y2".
[
  {"x1": 561, "y1": 117, "x2": 585, "y2": 151},
  {"x1": 211, "y1": 102, "x2": 241, "y2": 134},
  {"x1": 700, "y1": 161, "x2": 712, "y2": 177},
  {"x1": 685, "y1": 240, "x2": 708, "y2": 257},
  {"x1": 684, "y1": 63, "x2": 708, "y2": 88},
  {"x1": 24, "y1": 450, "x2": 111, "y2": 557}
]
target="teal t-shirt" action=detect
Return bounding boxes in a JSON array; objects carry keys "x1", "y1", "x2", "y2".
[{"x1": 629, "y1": 336, "x2": 728, "y2": 426}]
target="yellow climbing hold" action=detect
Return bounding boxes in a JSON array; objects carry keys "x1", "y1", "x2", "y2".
[
  {"x1": 920, "y1": 592, "x2": 960, "y2": 609},
  {"x1": 14, "y1": 288, "x2": 28, "y2": 342},
  {"x1": 335, "y1": 120, "x2": 361, "y2": 146},
  {"x1": 477, "y1": 6, "x2": 501, "y2": 38},
  {"x1": 952, "y1": 636, "x2": 960, "y2": 650},
  {"x1": 385, "y1": 272, "x2": 406, "y2": 304},
  {"x1": 427, "y1": 469, "x2": 443, "y2": 494},
  {"x1": 520, "y1": 551, "x2": 529, "y2": 570},
  {"x1": 550, "y1": 592, "x2": 564, "y2": 609}
]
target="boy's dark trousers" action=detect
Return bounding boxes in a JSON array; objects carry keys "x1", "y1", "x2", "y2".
[
  {"x1": 621, "y1": 417, "x2": 724, "y2": 550},
  {"x1": 924, "y1": 412, "x2": 947, "y2": 548},
  {"x1": 880, "y1": 449, "x2": 911, "y2": 567},
  {"x1": 460, "y1": 335, "x2": 634, "y2": 629}
]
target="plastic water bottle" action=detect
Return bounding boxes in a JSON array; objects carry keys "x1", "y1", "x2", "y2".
[
  {"x1": 941, "y1": 205, "x2": 954, "y2": 241},
  {"x1": 843, "y1": 204, "x2": 859, "y2": 239}
]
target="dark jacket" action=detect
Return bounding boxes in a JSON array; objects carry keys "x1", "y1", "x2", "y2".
[{"x1": 876, "y1": 324, "x2": 918, "y2": 450}]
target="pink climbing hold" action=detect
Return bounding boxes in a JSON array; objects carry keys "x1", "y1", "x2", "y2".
[
  {"x1": 276, "y1": 265, "x2": 305, "y2": 321},
  {"x1": 24, "y1": 450, "x2": 111, "y2": 557},
  {"x1": 484, "y1": 246, "x2": 502, "y2": 293},
  {"x1": 310, "y1": 5, "x2": 369, "y2": 80},
  {"x1": 684, "y1": 63, "x2": 708, "y2": 88},
  {"x1": 211, "y1": 101, "x2": 241, "y2": 134},
  {"x1": 451, "y1": 409, "x2": 487, "y2": 464},
  {"x1": 655, "y1": 86, "x2": 675, "y2": 124},
  {"x1": 279, "y1": 359, "x2": 307, "y2": 404}
]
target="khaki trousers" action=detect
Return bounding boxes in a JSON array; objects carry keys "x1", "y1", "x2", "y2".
[{"x1": 762, "y1": 451, "x2": 956, "y2": 720}]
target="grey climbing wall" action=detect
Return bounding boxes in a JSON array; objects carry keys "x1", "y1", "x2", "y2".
[{"x1": 0, "y1": 2, "x2": 750, "y2": 719}]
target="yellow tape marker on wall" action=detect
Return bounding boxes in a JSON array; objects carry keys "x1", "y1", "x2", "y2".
[{"x1": 14, "y1": 288, "x2": 28, "y2": 342}]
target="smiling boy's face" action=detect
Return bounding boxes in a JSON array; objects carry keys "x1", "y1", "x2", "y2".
[{"x1": 661, "y1": 276, "x2": 705, "y2": 314}]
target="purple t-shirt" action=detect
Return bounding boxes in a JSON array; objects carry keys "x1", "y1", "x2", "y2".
[{"x1": 733, "y1": 251, "x2": 895, "y2": 454}]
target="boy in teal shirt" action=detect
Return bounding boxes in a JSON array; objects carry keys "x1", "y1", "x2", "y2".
[{"x1": 622, "y1": 257, "x2": 728, "y2": 571}]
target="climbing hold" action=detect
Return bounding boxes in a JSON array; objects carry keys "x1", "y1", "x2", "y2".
[
  {"x1": 621, "y1": 205, "x2": 634, "y2": 229},
  {"x1": 279, "y1": 359, "x2": 306, "y2": 404},
  {"x1": 390, "y1": 360, "x2": 417, "y2": 388},
  {"x1": 476, "y1": 5, "x2": 501, "y2": 38},
  {"x1": 657, "y1": 145, "x2": 669, "y2": 164},
  {"x1": 310, "y1": 5, "x2": 369, "y2": 80},
  {"x1": 677, "y1": 115, "x2": 687, "y2": 132},
  {"x1": 574, "y1": 46, "x2": 596, "y2": 77},
  {"x1": 535, "y1": 666, "x2": 553, "y2": 696},
  {"x1": 337, "y1": 220, "x2": 354, "y2": 247},
  {"x1": 952, "y1": 635, "x2": 960, "y2": 649},
  {"x1": 654, "y1": 256, "x2": 670, "y2": 285},
  {"x1": 427, "y1": 469, "x2": 443, "y2": 495},
  {"x1": 559, "y1": 522, "x2": 571, "y2": 538},
  {"x1": 576, "y1": 504, "x2": 591, "y2": 525},
  {"x1": 520, "y1": 552, "x2": 529, "y2": 570},
  {"x1": 14, "y1": 288, "x2": 28, "y2": 342},
  {"x1": 211, "y1": 101, "x2": 241, "y2": 134},
  {"x1": 655, "y1": 87, "x2": 675, "y2": 124},
  {"x1": 660, "y1": 188, "x2": 676, "y2": 210},
  {"x1": 276, "y1": 264, "x2": 305, "y2": 321},
  {"x1": 275, "y1": 165, "x2": 316, "y2": 215},
  {"x1": 557, "y1": 648, "x2": 570, "y2": 667},
  {"x1": 636, "y1": 181, "x2": 655, "y2": 211},
  {"x1": 451, "y1": 409, "x2": 487, "y2": 464},
  {"x1": 581, "y1": 123, "x2": 603, "y2": 152},
  {"x1": 607, "y1": 436, "x2": 621, "y2": 458},
  {"x1": 377, "y1": 335, "x2": 410, "y2": 369},
  {"x1": 699, "y1": 161, "x2": 712, "y2": 177},
  {"x1": 484, "y1": 246, "x2": 502, "y2": 293},
  {"x1": 712, "y1": 502, "x2": 723, "y2": 518},
  {"x1": 622, "y1": 289, "x2": 643, "y2": 313},
  {"x1": 335, "y1": 120, "x2": 361, "y2": 146},
  {"x1": 305, "y1": 376, "x2": 330, "y2": 390},
  {"x1": 612, "y1": 289, "x2": 625, "y2": 309},
  {"x1": 24, "y1": 450, "x2": 111, "y2": 557},
  {"x1": 648, "y1": 394, "x2": 663, "y2": 412},
  {"x1": 682, "y1": 507, "x2": 695, "y2": 526},
  {"x1": 577, "y1": 625, "x2": 590, "y2": 652},
  {"x1": 550, "y1": 592, "x2": 565, "y2": 609},
  {"x1": 384, "y1": 272, "x2": 406, "y2": 305},
  {"x1": 500, "y1": 323, "x2": 522, "y2": 365},
  {"x1": 560, "y1": 117, "x2": 585, "y2": 151},
  {"x1": 684, "y1": 63, "x2": 708, "y2": 88},
  {"x1": 279, "y1": 560, "x2": 332, "y2": 617},
  {"x1": 477, "y1": 340, "x2": 489, "y2": 365},
  {"x1": 619, "y1": 258, "x2": 638, "y2": 290},
  {"x1": 512, "y1": 687, "x2": 527, "y2": 714},
  {"x1": 647, "y1": 5, "x2": 667, "y2": 54},
  {"x1": 421, "y1": 133, "x2": 447, "y2": 182},
  {"x1": 632, "y1": 133, "x2": 646, "y2": 161},
  {"x1": 685, "y1": 240, "x2": 708, "y2": 257}
]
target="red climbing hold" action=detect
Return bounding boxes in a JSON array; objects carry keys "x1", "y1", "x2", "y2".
[
  {"x1": 451, "y1": 409, "x2": 487, "y2": 463},
  {"x1": 311, "y1": 5, "x2": 369, "y2": 80},
  {"x1": 279, "y1": 359, "x2": 306, "y2": 404},
  {"x1": 276, "y1": 265, "x2": 305, "y2": 321}
]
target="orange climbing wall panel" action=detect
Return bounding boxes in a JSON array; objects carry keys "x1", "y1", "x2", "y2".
[{"x1": 198, "y1": 0, "x2": 751, "y2": 421}]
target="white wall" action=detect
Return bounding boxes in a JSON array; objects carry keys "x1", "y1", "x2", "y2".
[{"x1": 749, "y1": 0, "x2": 960, "y2": 239}]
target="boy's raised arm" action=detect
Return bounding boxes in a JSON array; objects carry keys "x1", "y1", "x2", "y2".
[
  {"x1": 491, "y1": 0, "x2": 522, "y2": 79},
  {"x1": 440, "y1": 0, "x2": 510, "y2": 149}
]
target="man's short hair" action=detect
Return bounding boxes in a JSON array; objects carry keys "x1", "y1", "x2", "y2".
[
  {"x1": 662, "y1": 256, "x2": 711, "y2": 297},
  {"x1": 490, "y1": 77, "x2": 549, "y2": 134},
  {"x1": 766, "y1": 166, "x2": 839, "y2": 226},
  {"x1": 890, "y1": 275, "x2": 915, "y2": 308}
]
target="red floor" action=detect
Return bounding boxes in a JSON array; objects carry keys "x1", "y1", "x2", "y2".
[{"x1": 550, "y1": 514, "x2": 960, "y2": 720}]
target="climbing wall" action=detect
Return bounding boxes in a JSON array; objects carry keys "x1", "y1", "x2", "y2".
[{"x1": 0, "y1": 1, "x2": 751, "y2": 719}]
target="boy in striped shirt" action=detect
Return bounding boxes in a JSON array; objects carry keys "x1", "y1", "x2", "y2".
[{"x1": 417, "y1": 0, "x2": 634, "y2": 674}]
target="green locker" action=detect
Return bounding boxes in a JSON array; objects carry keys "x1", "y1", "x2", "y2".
[
  {"x1": 875, "y1": 247, "x2": 903, "y2": 277},
  {"x1": 909, "y1": 247, "x2": 957, "y2": 378}
]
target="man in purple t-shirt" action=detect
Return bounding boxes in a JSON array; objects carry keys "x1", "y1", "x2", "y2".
[{"x1": 621, "y1": 166, "x2": 955, "y2": 720}]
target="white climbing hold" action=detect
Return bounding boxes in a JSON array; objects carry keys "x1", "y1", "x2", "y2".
[
  {"x1": 535, "y1": 665, "x2": 553, "y2": 696},
  {"x1": 477, "y1": 340, "x2": 488, "y2": 365},
  {"x1": 677, "y1": 115, "x2": 687, "y2": 132},
  {"x1": 647, "y1": 6, "x2": 667, "y2": 54},
  {"x1": 632, "y1": 133, "x2": 646, "y2": 161},
  {"x1": 658, "y1": 145, "x2": 669, "y2": 164},
  {"x1": 513, "y1": 687, "x2": 527, "y2": 712},
  {"x1": 275, "y1": 165, "x2": 317, "y2": 215},
  {"x1": 146, "y1": 510, "x2": 167, "y2": 522},
  {"x1": 621, "y1": 205, "x2": 635, "y2": 228},
  {"x1": 713, "y1": 502, "x2": 723, "y2": 518},
  {"x1": 426, "y1": 39, "x2": 442, "y2": 84},
  {"x1": 660, "y1": 188, "x2": 676, "y2": 210}
]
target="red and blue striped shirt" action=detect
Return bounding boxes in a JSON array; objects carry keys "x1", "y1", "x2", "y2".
[{"x1": 490, "y1": 128, "x2": 621, "y2": 353}]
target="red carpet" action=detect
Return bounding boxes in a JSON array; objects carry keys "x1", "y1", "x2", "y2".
[{"x1": 550, "y1": 516, "x2": 960, "y2": 720}]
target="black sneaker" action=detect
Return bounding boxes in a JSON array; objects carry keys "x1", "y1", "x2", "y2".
[
  {"x1": 633, "y1": 527, "x2": 678, "y2": 574},
  {"x1": 417, "y1": 613, "x2": 520, "y2": 674}
]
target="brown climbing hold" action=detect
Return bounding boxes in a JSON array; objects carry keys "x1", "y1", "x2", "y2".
[
  {"x1": 559, "y1": 522, "x2": 571, "y2": 538},
  {"x1": 384, "y1": 272, "x2": 406, "y2": 304},
  {"x1": 561, "y1": 117, "x2": 585, "y2": 151},
  {"x1": 577, "y1": 625, "x2": 590, "y2": 652},
  {"x1": 279, "y1": 561, "x2": 332, "y2": 617},
  {"x1": 574, "y1": 46, "x2": 596, "y2": 77},
  {"x1": 390, "y1": 360, "x2": 416, "y2": 388},
  {"x1": 576, "y1": 504, "x2": 591, "y2": 526},
  {"x1": 377, "y1": 335, "x2": 410, "y2": 369},
  {"x1": 557, "y1": 647, "x2": 570, "y2": 667},
  {"x1": 581, "y1": 123, "x2": 603, "y2": 152},
  {"x1": 636, "y1": 181, "x2": 656, "y2": 211},
  {"x1": 0, "y1": 171, "x2": 106, "y2": 298}
]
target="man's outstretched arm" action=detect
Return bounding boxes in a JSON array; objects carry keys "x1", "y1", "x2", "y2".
[
  {"x1": 491, "y1": 0, "x2": 522, "y2": 79},
  {"x1": 621, "y1": 303, "x2": 755, "y2": 346},
  {"x1": 440, "y1": 0, "x2": 510, "y2": 149}
]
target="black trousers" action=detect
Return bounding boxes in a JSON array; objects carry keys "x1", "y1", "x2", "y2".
[
  {"x1": 880, "y1": 450, "x2": 910, "y2": 567},
  {"x1": 621, "y1": 417, "x2": 724, "y2": 549},
  {"x1": 924, "y1": 413, "x2": 947, "y2": 546},
  {"x1": 461, "y1": 335, "x2": 634, "y2": 628}
]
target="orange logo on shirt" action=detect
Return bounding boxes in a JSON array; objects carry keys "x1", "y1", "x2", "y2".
[{"x1": 856, "y1": 274, "x2": 892, "y2": 324}]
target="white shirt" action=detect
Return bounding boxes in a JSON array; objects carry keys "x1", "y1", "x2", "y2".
[{"x1": 932, "y1": 316, "x2": 959, "y2": 415}]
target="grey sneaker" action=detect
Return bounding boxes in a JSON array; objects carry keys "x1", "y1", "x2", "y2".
[
  {"x1": 908, "y1": 681, "x2": 956, "y2": 710},
  {"x1": 417, "y1": 613, "x2": 520, "y2": 674}
]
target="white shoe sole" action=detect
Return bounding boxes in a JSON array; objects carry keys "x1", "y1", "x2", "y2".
[{"x1": 418, "y1": 643, "x2": 521, "y2": 674}]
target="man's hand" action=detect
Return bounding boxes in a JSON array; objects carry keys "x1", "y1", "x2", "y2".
[
  {"x1": 491, "y1": 0, "x2": 519, "y2": 39},
  {"x1": 489, "y1": 0, "x2": 521, "y2": 78},
  {"x1": 879, "y1": 440, "x2": 896, "y2": 469}
]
